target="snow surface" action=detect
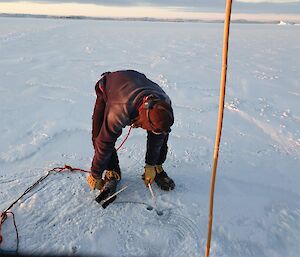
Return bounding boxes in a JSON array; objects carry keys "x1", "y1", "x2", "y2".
[{"x1": 0, "y1": 17, "x2": 300, "y2": 257}]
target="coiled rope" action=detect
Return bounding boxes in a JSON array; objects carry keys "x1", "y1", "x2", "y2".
[
  {"x1": 0, "y1": 126, "x2": 133, "y2": 253},
  {"x1": 0, "y1": 165, "x2": 91, "y2": 253}
]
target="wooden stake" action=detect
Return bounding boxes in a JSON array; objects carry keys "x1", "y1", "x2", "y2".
[{"x1": 205, "y1": 1, "x2": 232, "y2": 257}]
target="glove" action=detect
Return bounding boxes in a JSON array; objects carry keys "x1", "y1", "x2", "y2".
[
  {"x1": 143, "y1": 164, "x2": 157, "y2": 187},
  {"x1": 87, "y1": 174, "x2": 104, "y2": 190},
  {"x1": 155, "y1": 164, "x2": 164, "y2": 174},
  {"x1": 93, "y1": 170, "x2": 120, "y2": 208},
  {"x1": 95, "y1": 180, "x2": 118, "y2": 208}
]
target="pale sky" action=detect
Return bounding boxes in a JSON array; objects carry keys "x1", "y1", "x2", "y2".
[{"x1": 0, "y1": 1, "x2": 300, "y2": 22}]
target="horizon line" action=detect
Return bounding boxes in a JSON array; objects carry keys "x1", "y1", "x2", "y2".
[
  {"x1": 0, "y1": 1, "x2": 300, "y2": 23},
  {"x1": 1, "y1": 12, "x2": 299, "y2": 25}
]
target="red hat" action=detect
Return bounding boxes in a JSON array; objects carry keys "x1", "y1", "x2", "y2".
[
  {"x1": 138, "y1": 97, "x2": 174, "y2": 133},
  {"x1": 148, "y1": 101, "x2": 174, "y2": 133}
]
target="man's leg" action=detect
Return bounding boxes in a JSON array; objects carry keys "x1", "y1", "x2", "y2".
[
  {"x1": 157, "y1": 134, "x2": 169, "y2": 165},
  {"x1": 145, "y1": 132, "x2": 174, "y2": 190},
  {"x1": 145, "y1": 132, "x2": 166, "y2": 165}
]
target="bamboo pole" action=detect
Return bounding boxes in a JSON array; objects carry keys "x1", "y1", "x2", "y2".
[{"x1": 205, "y1": 1, "x2": 232, "y2": 257}]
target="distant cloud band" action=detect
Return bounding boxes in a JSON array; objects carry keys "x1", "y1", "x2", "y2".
[
  {"x1": 0, "y1": 0, "x2": 299, "y2": 14},
  {"x1": 237, "y1": 0, "x2": 300, "y2": 3}
]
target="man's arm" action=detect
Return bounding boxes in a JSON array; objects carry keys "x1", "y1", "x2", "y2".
[{"x1": 91, "y1": 104, "x2": 129, "y2": 176}]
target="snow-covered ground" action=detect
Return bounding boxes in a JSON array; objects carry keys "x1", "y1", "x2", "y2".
[{"x1": 0, "y1": 17, "x2": 299, "y2": 257}]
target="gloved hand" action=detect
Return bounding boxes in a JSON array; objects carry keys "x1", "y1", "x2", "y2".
[
  {"x1": 92, "y1": 170, "x2": 120, "y2": 208},
  {"x1": 87, "y1": 174, "x2": 104, "y2": 190},
  {"x1": 155, "y1": 164, "x2": 164, "y2": 174},
  {"x1": 95, "y1": 180, "x2": 118, "y2": 208},
  {"x1": 143, "y1": 164, "x2": 157, "y2": 187}
]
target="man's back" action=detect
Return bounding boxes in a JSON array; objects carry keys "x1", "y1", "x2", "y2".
[{"x1": 102, "y1": 70, "x2": 170, "y2": 106}]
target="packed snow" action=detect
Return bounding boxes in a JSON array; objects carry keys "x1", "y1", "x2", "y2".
[{"x1": 0, "y1": 17, "x2": 299, "y2": 257}]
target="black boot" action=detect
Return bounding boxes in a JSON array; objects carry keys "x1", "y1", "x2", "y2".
[
  {"x1": 154, "y1": 165, "x2": 175, "y2": 191},
  {"x1": 95, "y1": 170, "x2": 120, "y2": 208}
]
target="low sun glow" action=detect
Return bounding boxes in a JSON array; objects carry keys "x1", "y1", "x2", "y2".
[{"x1": 0, "y1": 1, "x2": 299, "y2": 22}]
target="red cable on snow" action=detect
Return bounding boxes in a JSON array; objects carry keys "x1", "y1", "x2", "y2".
[
  {"x1": 0, "y1": 165, "x2": 89, "y2": 253},
  {"x1": 0, "y1": 211, "x2": 19, "y2": 253},
  {"x1": 0, "y1": 125, "x2": 132, "y2": 253}
]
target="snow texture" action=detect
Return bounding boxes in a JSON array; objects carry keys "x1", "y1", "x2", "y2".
[{"x1": 0, "y1": 17, "x2": 299, "y2": 257}]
